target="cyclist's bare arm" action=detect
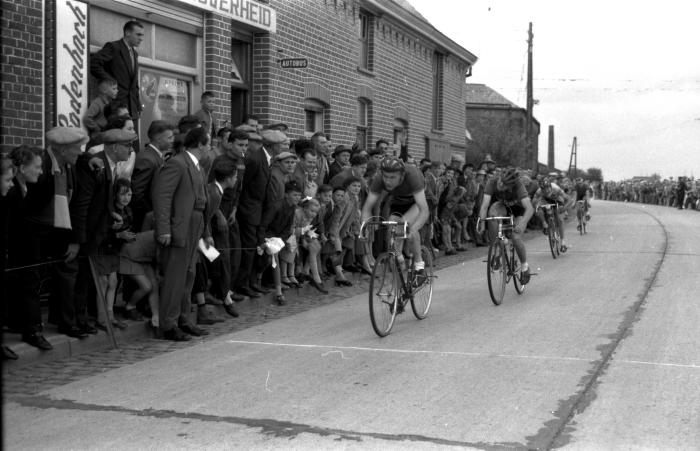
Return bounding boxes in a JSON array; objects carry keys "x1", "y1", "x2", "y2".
[
  {"x1": 476, "y1": 193, "x2": 493, "y2": 233},
  {"x1": 361, "y1": 190, "x2": 380, "y2": 223},
  {"x1": 516, "y1": 196, "x2": 534, "y2": 233}
]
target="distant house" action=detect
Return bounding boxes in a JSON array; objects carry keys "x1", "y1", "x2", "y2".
[{"x1": 464, "y1": 83, "x2": 540, "y2": 170}]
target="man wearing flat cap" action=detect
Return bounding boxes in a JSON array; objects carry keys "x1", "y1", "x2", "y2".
[
  {"x1": 71, "y1": 129, "x2": 137, "y2": 330},
  {"x1": 20, "y1": 127, "x2": 91, "y2": 338},
  {"x1": 233, "y1": 128, "x2": 285, "y2": 298}
]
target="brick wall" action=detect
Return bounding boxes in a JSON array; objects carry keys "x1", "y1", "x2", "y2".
[
  {"x1": 255, "y1": 0, "x2": 470, "y2": 160},
  {"x1": 1, "y1": 0, "x2": 45, "y2": 151},
  {"x1": 204, "y1": 13, "x2": 232, "y2": 129}
]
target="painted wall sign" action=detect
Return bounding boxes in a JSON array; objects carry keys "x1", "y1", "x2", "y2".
[
  {"x1": 173, "y1": 0, "x2": 277, "y2": 33},
  {"x1": 279, "y1": 58, "x2": 308, "y2": 69},
  {"x1": 55, "y1": 0, "x2": 89, "y2": 129}
]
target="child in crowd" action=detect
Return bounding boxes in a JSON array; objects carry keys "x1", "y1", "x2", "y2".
[
  {"x1": 84, "y1": 78, "x2": 118, "y2": 137},
  {"x1": 293, "y1": 197, "x2": 327, "y2": 293},
  {"x1": 260, "y1": 181, "x2": 303, "y2": 305},
  {"x1": 114, "y1": 178, "x2": 159, "y2": 329},
  {"x1": 326, "y1": 185, "x2": 354, "y2": 287}
]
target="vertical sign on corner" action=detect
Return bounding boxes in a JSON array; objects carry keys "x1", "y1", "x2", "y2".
[{"x1": 56, "y1": 0, "x2": 89, "y2": 130}]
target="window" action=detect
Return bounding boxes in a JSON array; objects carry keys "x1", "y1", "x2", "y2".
[
  {"x1": 432, "y1": 52, "x2": 444, "y2": 130},
  {"x1": 393, "y1": 119, "x2": 408, "y2": 146},
  {"x1": 231, "y1": 39, "x2": 252, "y2": 126},
  {"x1": 304, "y1": 99, "x2": 325, "y2": 137},
  {"x1": 356, "y1": 98, "x2": 370, "y2": 150},
  {"x1": 358, "y1": 12, "x2": 373, "y2": 71}
]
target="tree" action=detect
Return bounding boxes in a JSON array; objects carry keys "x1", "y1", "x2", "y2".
[{"x1": 586, "y1": 167, "x2": 603, "y2": 182}]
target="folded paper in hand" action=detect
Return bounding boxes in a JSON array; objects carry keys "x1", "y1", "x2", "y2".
[{"x1": 198, "y1": 239, "x2": 220, "y2": 262}]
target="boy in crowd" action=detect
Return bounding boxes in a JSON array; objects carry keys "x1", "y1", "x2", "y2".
[{"x1": 84, "y1": 78, "x2": 119, "y2": 137}]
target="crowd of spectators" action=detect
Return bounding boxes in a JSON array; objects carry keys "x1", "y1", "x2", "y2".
[{"x1": 601, "y1": 177, "x2": 700, "y2": 210}]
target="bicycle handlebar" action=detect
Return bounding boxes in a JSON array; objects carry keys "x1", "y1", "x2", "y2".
[
  {"x1": 360, "y1": 218, "x2": 409, "y2": 238},
  {"x1": 476, "y1": 216, "x2": 513, "y2": 228},
  {"x1": 537, "y1": 203, "x2": 557, "y2": 211}
]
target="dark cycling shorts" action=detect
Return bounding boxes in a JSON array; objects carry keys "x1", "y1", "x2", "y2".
[
  {"x1": 390, "y1": 202, "x2": 414, "y2": 216},
  {"x1": 489, "y1": 201, "x2": 525, "y2": 219}
]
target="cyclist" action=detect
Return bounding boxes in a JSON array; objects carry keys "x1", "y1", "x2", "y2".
[
  {"x1": 573, "y1": 177, "x2": 592, "y2": 227},
  {"x1": 477, "y1": 168, "x2": 534, "y2": 284},
  {"x1": 533, "y1": 178, "x2": 573, "y2": 251},
  {"x1": 361, "y1": 157, "x2": 430, "y2": 283}
]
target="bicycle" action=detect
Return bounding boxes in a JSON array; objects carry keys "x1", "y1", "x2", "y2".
[
  {"x1": 538, "y1": 203, "x2": 562, "y2": 259},
  {"x1": 360, "y1": 218, "x2": 435, "y2": 337},
  {"x1": 478, "y1": 216, "x2": 525, "y2": 305},
  {"x1": 576, "y1": 200, "x2": 587, "y2": 235}
]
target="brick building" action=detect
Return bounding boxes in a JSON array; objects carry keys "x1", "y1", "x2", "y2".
[
  {"x1": 1, "y1": 0, "x2": 477, "y2": 161},
  {"x1": 464, "y1": 83, "x2": 540, "y2": 170}
]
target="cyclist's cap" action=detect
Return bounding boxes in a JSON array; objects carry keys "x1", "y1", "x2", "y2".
[{"x1": 476, "y1": 169, "x2": 487, "y2": 176}]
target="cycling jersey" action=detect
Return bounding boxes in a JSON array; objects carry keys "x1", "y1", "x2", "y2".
[
  {"x1": 574, "y1": 182, "x2": 591, "y2": 201},
  {"x1": 535, "y1": 182, "x2": 567, "y2": 206},
  {"x1": 369, "y1": 165, "x2": 425, "y2": 206},
  {"x1": 484, "y1": 178, "x2": 529, "y2": 207}
]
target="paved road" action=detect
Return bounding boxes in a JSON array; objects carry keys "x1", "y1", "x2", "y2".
[{"x1": 4, "y1": 201, "x2": 700, "y2": 450}]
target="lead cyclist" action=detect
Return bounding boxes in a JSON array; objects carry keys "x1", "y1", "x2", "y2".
[{"x1": 361, "y1": 157, "x2": 430, "y2": 282}]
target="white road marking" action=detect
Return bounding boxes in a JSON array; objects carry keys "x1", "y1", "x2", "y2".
[{"x1": 227, "y1": 340, "x2": 700, "y2": 370}]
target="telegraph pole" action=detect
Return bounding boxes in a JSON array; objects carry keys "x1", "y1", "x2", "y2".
[
  {"x1": 525, "y1": 22, "x2": 535, "y2": 173},
  {"x1": 568, "y1": 136, "x2": 578, "y2": 177}
]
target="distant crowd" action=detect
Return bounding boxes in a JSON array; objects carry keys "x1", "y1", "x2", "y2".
[{"x1": 602, "y1": 177, "x2": 700, "y2": 210}]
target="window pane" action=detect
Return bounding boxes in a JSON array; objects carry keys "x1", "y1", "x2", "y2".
[
  {"x1": 90, "y1": 7, "x2": 152, "y2": 58},
  {"x1": 305, "y1": 110, "x2": 316, "y2": 133},
  {"x1": 139, "y1": 69, "x2": 190, "y2": 144},
  {"x1": 155, "y1": 26, "x2": 197, "y2": 67},
  {"x1": 358, "y1": 101, "x2": 367, "y2": 126}
]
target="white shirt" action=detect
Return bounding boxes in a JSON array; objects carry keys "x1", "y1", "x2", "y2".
[
  {"x1": 215, "y1": 181, "x2": 224, "y2": 195},
  {"x1": 185, "y1": 150, "x2": 200, "y2": 170},
  {"x1": 262, "y1": 146, "x2": 272, "y2": 166}
]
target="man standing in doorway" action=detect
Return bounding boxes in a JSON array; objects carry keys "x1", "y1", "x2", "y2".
[{"x1": 90, "y1": 21, "x2": 144, "y2": 126}]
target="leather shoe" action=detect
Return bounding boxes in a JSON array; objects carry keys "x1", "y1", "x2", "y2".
[
  {"x1": 2, "y1": 345, "x2": 18, "y2": 360},
  {"x1": 237, "y1": 286, "x2": 261, "y2": 298},
  {"x1": 276, "y1": 294, "x2": 286, "y2": 306},
  {"x1": 179, "y1": 323, "x2": 209, "y2": 336},
  {"x1": 250, "y1": 283, "x2": 271, "y2": 294},
  {"x1": 123, "y1": 308, "x2": 145, "y2": 321},
  {"x1": 310, "y1": 279, "x2": 328, "y2": 294},
  {"x1": 78, "y1": 322, "x2": 98, "y2": 335},
  {"x1": 230, "y1": 292, "x2": 246, "y2": 302},
  {"x1": 162, "y1": 327, "x2": 191, "y2": 341},
  {"x1": 58, "y1": 325, "x2": 89, "y2": 339},
  {"x1": 223, "y1": 303, "x2": 240, "y2": 317},
  {"x1": 111, "y1": 319, "x2": 128, "y2": 330},
  {"x1": 22, "y1": 333, "x2": 53, "y2": 351}
]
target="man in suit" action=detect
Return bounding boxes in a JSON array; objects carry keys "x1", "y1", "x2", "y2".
[
  {"x1": 131, "y1": 120, "x2": 174, "y2": 231},
  {"x1": 90, "y1": 20, "x2": 144, "y2": 124},
  {"x1": 71, "y1": 129, "x2": 137, "y2": 328},
  {"x1": 152, "y1": 127, "x2": 212, "y2": 341},
  {"x1": 233, "y1": 129, "x2": 285, "y2": 298}
]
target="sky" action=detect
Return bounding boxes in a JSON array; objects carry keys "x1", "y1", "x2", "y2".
[{"x1": 408, "y1": 0, "x2": 700, "y2": 180}]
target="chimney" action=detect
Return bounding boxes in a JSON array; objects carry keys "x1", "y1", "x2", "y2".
[{"x1": 547, "y1": 125, "x2": 555, "y2": 171}]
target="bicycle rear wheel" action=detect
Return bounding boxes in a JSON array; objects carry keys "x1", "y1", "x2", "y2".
[
  {"x1": 511, "y1": 244, "x2": 525, "y2": 294},
  {"x1": 410, "y1": 245, "x2": 433, "y2": 319},
  {"x1": 547, "y1": 217, "x2": 558, "y2": 259},
  {"x1": 487, "y1": 241, "x2": 506, "y2": 305},
  {"x1": 369, "y1": 252, "x2": 399, "y2": 337},
  {"x1": 577, "y1": 208, "x2": 584, "y2": 235}
]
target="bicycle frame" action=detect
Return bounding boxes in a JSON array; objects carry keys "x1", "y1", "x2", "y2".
[{"x1": 479, "y1": 215, "x2": 524, "y2": 305}]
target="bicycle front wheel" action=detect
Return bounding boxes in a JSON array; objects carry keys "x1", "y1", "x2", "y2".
[
  {"x1": 511, "y1": 244, "x2": 525, "y2": 295},
  {"x1": 410, "y1": 245, "x2": 433, "y2": 319},
  {"x1": 487, "y1": 241, "x2": 507, "y2": 305},
  {"x1": 547, "y1": 217, "x2": 558, "y2": 259},
  {"x1": 369, "y1": 252, "x2": 399, "y2": 337}
]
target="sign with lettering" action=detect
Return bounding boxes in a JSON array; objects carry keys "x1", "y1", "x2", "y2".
[
  {"x1": 55, "y1": 0, "x2": 89, "y2": 130},
  {"x1": 173, "y1": 0, "x2": 276, "y2": 33},
  {"x1": 279, "y1": 58, "x2": 308, "y2": 69}
]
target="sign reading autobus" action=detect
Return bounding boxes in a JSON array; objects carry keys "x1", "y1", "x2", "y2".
[{"x1": 279, "y1": 58, "x2": 308, "y2": 69}]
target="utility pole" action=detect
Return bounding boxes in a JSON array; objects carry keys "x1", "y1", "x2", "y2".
[
  {"x1": 568, "y1": 136, "x2": 578, "y2": 178},
  {"x1": 525, "y1": 22, "x2": 534, "y2": 173}
]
